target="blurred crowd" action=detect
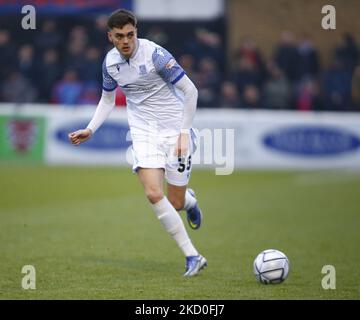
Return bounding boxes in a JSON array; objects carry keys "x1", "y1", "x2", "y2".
[
  {"x1": 0, "y1": 16, "x2": 359, "y2": 111},
  {"x1": 182, "y1": 29, "x2": 359, "y2": 111}
]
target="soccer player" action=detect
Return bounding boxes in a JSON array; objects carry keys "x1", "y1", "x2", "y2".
[{"x1": 68, "y1": 9, "x2": 207, "y2": 276}]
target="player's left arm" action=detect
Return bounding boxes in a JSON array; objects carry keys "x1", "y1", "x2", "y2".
[
  {"x1": 152, "y1": 46, "x2": 198, "y2": 156},
  {"x1": 174, "y1": 75, "x2": 198, "y2": 156}
]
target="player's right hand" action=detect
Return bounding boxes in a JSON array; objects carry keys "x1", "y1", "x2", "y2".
[{"x1": 68, "y1": 128, "x2": 92, "y2": 145}]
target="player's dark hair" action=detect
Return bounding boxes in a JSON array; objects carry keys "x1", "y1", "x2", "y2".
[{"x1": 107, "y1": 9, "x2": 137, "y2": 30}]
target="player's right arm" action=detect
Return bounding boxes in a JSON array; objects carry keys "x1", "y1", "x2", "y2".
[{"x1": 68, "y1": 58, "x2": 118, "y2": 146}]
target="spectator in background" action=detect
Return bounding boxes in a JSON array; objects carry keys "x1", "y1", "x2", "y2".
[
  {"x1": 263, "y1": 62, "x2": 291, "y2": 109},
  {"x1": 81, "y1": 46, "x2": 102, "y2": 85},
  {"x1": 184, "y1": 28, "x2": 223, "y2": 70},
  {"x1": 90, "y1": 15, "x2": 111, "y2": 51},
  {"x1": 78, "y1": 82, "x2": 100, "y2": 105},
  {"x1": 179, "y1": 54, "x2": 197, "y2": 81},
  {"x1": 295, "y1": 79, "x2": 322, "y2": 111},
  {"x1": 17, "y1": 44, "x2": 37, "y2": 83},
  {"x1": 297, "y1": 34, "x2": 320, "y2": 80},
  {"x1": 77, "y1": 46, "x2": 103, "y2": 106},
  {"x1": 335, "y1": 33, "x2": 359, "y2": 73},
  {"x1": 240, "y1": 85, "x2": 262, "y2": 109},
  {"x1": 322, "y1": 58, "x2": 353, "y2": 110},
  {"x1": 196, "y1": 57, "x2": 221, "y2": 108},
  {"x1": 146, "y1": 26, "x2": 169, "y2": 47},
  {"x1": 34, "y1": 20, "x2": 63, "y2": 54},
  {"x1": 64, "y1": 39, "x2": 87, "y2": 76},
  {"x1": 0, "y1": 30, "x2": 16, "y2": 81},
  {"x1": 234, "y1": 36, "x2": 267, "y2": 83},
  {"x1": 69, "y1": 25, "x2": 89, "y2": 49},
  {"x1": 274, "y1": 31, "x2": 301, "y2": 82},
  {"x1": 231, "y1": 56, "x2": 262, "y2": 95},
  {"x1": 36, "y1": 49, "x2": 62, "y2": 102},
  {"x1": 1, "y1": 71, "x2": 37, "y2": 103},
  {"x1": 351, "y1": 64, "x2": 360, "y2": 110},
  {"x1": 51, "y1": 70, "x2": 83, "y2": 105},
  {"x1": 64, "y1": 26, "x2": 89, "y2": 75},
  {"x1": 219, "y1": 81, "x2": 240, "y2": 109}
]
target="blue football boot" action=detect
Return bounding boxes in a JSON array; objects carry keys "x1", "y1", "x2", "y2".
[
  {"x1": 186, "y1": 189, "x2": 202, "y2": 230},
  {"x1": 183, "y1": 255, "x2": 207, "y2": 277}
]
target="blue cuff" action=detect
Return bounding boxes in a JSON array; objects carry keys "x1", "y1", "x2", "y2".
[
  {"x1": 171, "y1": 71, "x2": 185, "y2": 85},
  {"x1": 103, "y1": 85, "x2": 117, "y2": 92}
]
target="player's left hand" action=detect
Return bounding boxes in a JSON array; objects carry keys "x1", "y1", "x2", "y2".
[{"x1": 176, "y1": 132, "x2": 189, "y2": 156}]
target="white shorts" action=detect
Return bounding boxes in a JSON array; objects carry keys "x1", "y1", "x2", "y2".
[{"x1": 131, "y1": 129, "x2": 197, "y2": 187}]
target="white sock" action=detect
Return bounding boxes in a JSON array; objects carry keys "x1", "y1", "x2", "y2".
[
  {"x1": 183, "y1": 189, "x2": 197, "y2": 211},
  {"x1": 151, "y1": 197, "x2": 198, "y2": 257}
]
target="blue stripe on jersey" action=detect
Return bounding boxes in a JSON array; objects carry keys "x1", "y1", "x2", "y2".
[
  {"x1": 102, "y1": 58, "x2": 117, "y2": 91},
  {"x1": 171, "y1": 71, "x2": 185, "y2": 84},
  {"x1": 152, "y1": 46, "x2": 185, "y2": 84}
]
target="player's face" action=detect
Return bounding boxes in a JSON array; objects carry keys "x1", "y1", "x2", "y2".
[{"x1": 108, "y1": 24, "x2": 137, "y2": 59}]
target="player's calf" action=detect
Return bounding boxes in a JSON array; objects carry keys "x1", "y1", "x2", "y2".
[{"x1": 168, "y1": 195, "x2": 185, "y2": 211}]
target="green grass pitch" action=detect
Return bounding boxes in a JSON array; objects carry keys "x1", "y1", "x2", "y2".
[{"x1": 1, "y1": 165, "x2": 359, "y2": 299}]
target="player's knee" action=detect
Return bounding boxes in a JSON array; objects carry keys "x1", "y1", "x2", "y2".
[
  {"x1": 145, "y1": 188, "x2": 164, "y2": 204},
  {"x1": 168, "y1": 196, "x2": 184, "y2": 211}
]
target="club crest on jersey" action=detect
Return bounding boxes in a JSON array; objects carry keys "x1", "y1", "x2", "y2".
[
  {"x1": 156, "y1": 48, "x2": 164, "y2": 57},
  {"x1": 139, "y1": 64, "x2": 147, "y2": 75}
]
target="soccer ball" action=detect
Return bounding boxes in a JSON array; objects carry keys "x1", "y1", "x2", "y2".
[{"x1": 253, "y1": 249, "x2": 290, "y2": 284}]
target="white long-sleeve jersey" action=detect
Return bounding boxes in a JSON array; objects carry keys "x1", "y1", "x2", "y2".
[{"x1": 94, "y1": 38, "x2": 197, "y2": 136}]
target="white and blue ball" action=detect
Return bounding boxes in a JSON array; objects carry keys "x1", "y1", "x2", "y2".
[{"x1": 253, "y1": 249, "x2": 290, "y2": 284}]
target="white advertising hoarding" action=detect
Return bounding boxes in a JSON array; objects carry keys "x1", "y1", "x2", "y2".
[
  {"x1": 45, "y1": 107, "x2": 131, "y2": 165},
  {"x1": 1, "y1": 105, "x2": 360, "y2": 171},
  {"x1": 134, "y1": 0, "x2": 224, "y2": 20},
  {"x1": 193, "y1": 109, "x2": 360, "y2": 170}
]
